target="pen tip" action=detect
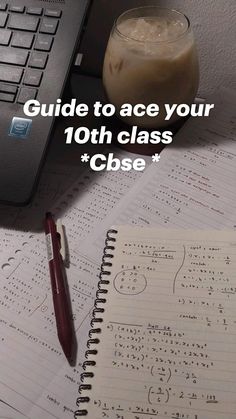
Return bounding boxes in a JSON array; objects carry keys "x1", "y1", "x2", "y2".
[
  {"x1": 63, "y1": 345, "x2": 75, "y2": 366},
  {"x1": 59, "y1": 333, "x2": 75, "y2": 365}
]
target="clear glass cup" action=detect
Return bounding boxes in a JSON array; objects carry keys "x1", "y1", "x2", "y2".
[{"x1": 103, "y1": 7, "x2": 199, "y2": 129}]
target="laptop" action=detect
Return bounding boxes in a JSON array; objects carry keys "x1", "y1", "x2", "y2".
[{"x1": 0, "y1": 0, "x2": 91, "y2": 205}]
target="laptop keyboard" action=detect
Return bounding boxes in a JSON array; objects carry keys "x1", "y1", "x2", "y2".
[{"x1": 0, "y1": 3, "x2": 62, "y2": 104}]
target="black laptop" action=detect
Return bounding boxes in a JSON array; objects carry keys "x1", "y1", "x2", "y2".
[{"x1": 0, "y1": 0, "x2": 91, "y2": 205}]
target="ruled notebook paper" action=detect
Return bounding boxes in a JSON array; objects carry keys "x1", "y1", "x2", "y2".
[{"x1": 80, "y1": 227, "x2": 236, "y2": 419}]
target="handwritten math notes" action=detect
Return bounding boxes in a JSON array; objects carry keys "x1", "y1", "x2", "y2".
[{"x1": 83, "y1": 228, "x2": 236, "y2": 419}]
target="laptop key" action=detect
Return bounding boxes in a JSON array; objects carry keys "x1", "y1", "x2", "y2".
[
  {"x1": 12, "y1": 32, "x2": 34, "y2": 49},
  {"x1": 29, "y1": 52, "x2": 48, "y2": 69},
  {"x1": 0, "y1": 28, "x2": 11, "y2": 45},
  {"x1": 9, "y1": 6, "x2": 25, "y2": 13},
  {"x1": 24, "y1": 69, "x2": 42, "y2": 87},
  {"x1": 0, "y1": 83, "x2": 17, "y2": 94},
  {"x1": 8, "y1": 15, "x2": 39, "y2": 32},
  {"x1": 0, "y1": 65, "x2": 23, "y2": 83},
  {"x1": 0, "y1": 3, "x2": 7, "y2": 11},
  {"x1": 18, "y1": 87, "x2": 37, "y2": 104},
  {"x1": 0, "y1": 91, "x2": 15, "y2": 102},
  {"x1": 0, "y1": 46, "x2": 28, "y2": 65},
  {"x1": 27, "y1": 7, "x2": 43, "y2": 16},
  {"x1": 45, "y1": 9, "x2": 61, "y2": 18},
  {"x1": 40, "y1": 18, "x2": 58, "y2": 35},
  {"x1": 34, "y1": 34, "x2": 53, "y2": 51},
  {"x1": 0, "y1": 12, "x2": 7, "y2": 27}
]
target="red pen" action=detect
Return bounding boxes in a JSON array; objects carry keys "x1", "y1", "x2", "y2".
[{"x1": 44, "y1": 212, "x2": 74, "y2": 362}]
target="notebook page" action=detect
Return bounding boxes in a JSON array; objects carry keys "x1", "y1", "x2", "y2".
[
  {"x1": 0, "y1": 148, "x2": 149, "y2": 316},
  {"x1": 0, "y1": 159, "x2": 86, "y2": 281},
  {"x1": 86, "y1": 88, "x2": 236, "y2": 260},
  {"x1": 0, "y1": 221, "x2": 101, "y2": 418},
  {"x1": 81, "y1": 227, "x2": 236, "y2": 419}
]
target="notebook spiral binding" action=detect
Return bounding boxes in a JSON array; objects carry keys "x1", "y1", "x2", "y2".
[{"x1": 74, "y1": 229, "x2": 118, "y2": 418}]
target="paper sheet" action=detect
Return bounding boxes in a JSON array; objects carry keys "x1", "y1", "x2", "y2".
[
  {"x1": 1, "y1": 88, "x2": 236, "y2": 418},
  {"x1": 80, "y1": 227, "x2": 236, "y2": 419},
  {"x1": 0, "y1": 150, "x2": 150, "y2": 419},
  {"x1": 87, "y1": 89, "x2": 236, "y2": 260}
]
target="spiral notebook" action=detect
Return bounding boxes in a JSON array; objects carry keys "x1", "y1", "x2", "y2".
[{"x1": 76, "y1": 226, "x2": 236, "y2": 419}]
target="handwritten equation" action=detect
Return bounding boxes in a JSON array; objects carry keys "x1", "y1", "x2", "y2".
[{"x1": 85, "y1": 229, "x2": 236, "y2": 419}]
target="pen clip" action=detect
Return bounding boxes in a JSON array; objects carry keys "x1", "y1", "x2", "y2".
[{"x1": 56, "y1": 219, "x2": 66, "y2": 263}]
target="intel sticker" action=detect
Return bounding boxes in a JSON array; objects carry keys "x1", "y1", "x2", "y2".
[{"x1": 9, "y1": 117, "x2": 32, "y2": 139}]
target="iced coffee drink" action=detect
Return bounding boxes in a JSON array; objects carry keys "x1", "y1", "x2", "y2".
[{"x1": 103, "y1": 7, "x2": 199, "y2": 128}]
